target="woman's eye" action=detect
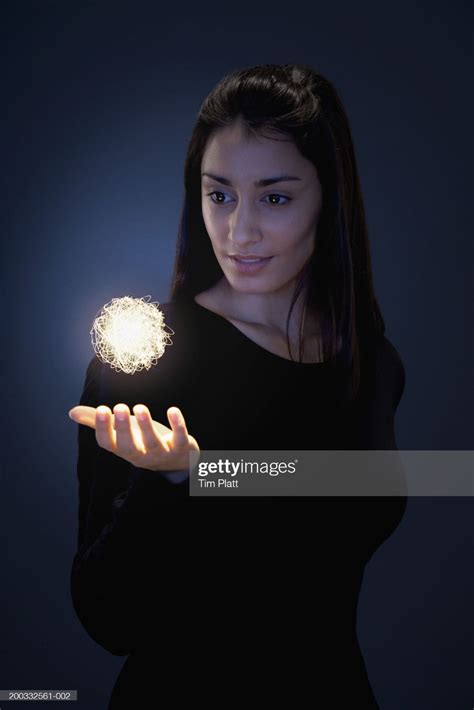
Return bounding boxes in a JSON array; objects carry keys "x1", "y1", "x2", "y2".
[
  {"x1": 207, "y1": 191, "x2": 231, "y2": 204},
  {"x1": 206, "y1": 191, "x2": 291, "y2": 206},
  {"x1": 265, "y1": 194, "x2": 290, "y2": 206}
]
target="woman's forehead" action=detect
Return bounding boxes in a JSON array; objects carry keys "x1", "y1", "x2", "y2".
[{"x1": 201, "y1": 134, "x2": 315, "y2": 184}]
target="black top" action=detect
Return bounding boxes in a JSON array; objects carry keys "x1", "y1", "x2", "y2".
[{"x1": 70, "y1": 298, "x2": 407, "y2": 709}]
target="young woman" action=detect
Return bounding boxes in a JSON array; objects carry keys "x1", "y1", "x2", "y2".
[{"x1": 69, "y1": 63, "x2": 407, "y2": 709}]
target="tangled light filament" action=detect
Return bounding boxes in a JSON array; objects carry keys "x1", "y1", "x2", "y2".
[{"x1": 90, "y1": 295, "x2": 174, "y2": 374}]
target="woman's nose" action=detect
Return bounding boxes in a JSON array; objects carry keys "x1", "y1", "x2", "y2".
[{"x1": 228, "y1": 202, "x2": 262, "y2": 244}]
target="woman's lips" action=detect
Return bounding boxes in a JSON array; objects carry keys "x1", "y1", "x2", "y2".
[{"x1": 229, "y1": 256, "x2": 273, "y2": 274}]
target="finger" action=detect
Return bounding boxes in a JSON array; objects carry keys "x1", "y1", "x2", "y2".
[
  {"x1": 114, "y1": 403, "x2": 143, "y2": 456},
  {"x1": 68, "y1": 405, "x2": 97, "y2": 428},
  {"x1": 133, "y1": 405, "x2": 168, "y2": 454},
  {"x1": 95, "y1": 406, "x2": 116, "y2": 451},
  {"x1": 167, "y1": 407, "x2": 189, "y2": 449}
]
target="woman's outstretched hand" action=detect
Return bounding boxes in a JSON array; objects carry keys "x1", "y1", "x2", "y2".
[{"x1": 68, "y1": 403, "x2": 200, "y2": 472}]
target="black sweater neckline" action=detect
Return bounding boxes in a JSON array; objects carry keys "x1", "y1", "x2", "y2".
[{"x1": 185, "y1": 296, "x2": 340, "y2": 369}]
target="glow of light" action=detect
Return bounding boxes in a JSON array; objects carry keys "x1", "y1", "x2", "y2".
[{"x1": 90, "y1": 295, "x2": 174, "y2": 374}]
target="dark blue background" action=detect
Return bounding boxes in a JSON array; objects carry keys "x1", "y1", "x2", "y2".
[{"x1": 2, "y1": 1, "x2": 472, "y2": 708}]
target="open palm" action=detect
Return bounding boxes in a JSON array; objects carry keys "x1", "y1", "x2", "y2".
[{"x1": 69, "y1": 403, "x2": 200, "y2": 472}]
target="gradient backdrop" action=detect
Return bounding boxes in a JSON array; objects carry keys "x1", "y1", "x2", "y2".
[{"x1": 2, "y1": 1, "x2": 472, "y2": 709}]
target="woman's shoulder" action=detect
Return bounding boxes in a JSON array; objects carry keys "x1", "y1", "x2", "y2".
[
  {"x1": 372, "y1": 331, "x2": 406, "y2": 411},
  {"x1": 377, "y1": 331, "x2": 405, "y2": 375},
  {"x1": 156, "y1": 298, "x2": 197, "y2": 330}
]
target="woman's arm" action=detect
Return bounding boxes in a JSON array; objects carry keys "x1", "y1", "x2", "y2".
[
  {"x1": 70, "y1": 356, "x2": 190, "y2": 656},
  {"x1": 326, "y1": 334, "x2": 408, "y2": 567},
  {"x1": 346, "y1": 334, "x2": 408, "y2": 563}
]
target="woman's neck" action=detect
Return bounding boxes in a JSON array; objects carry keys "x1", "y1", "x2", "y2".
[{"x1": 205, "y1": 278, "x2": 321, "y2": 341}]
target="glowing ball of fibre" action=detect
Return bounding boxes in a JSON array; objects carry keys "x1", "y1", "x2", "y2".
[{"x1": 90, "y1": 295, "x2": 174, "y2": 374}]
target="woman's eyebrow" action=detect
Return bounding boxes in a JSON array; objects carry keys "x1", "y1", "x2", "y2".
[{"x1": 201, "y1": 172, "x2": 302, "y2": 187}]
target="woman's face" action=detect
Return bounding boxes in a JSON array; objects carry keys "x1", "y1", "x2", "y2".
[{"x1": 200, "y1": 119, "x2": 323, "y2": 296}]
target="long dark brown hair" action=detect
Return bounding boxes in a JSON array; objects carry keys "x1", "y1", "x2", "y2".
[{"x1": 169, "y1": 63, "x2": 385, "y2": 402}]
